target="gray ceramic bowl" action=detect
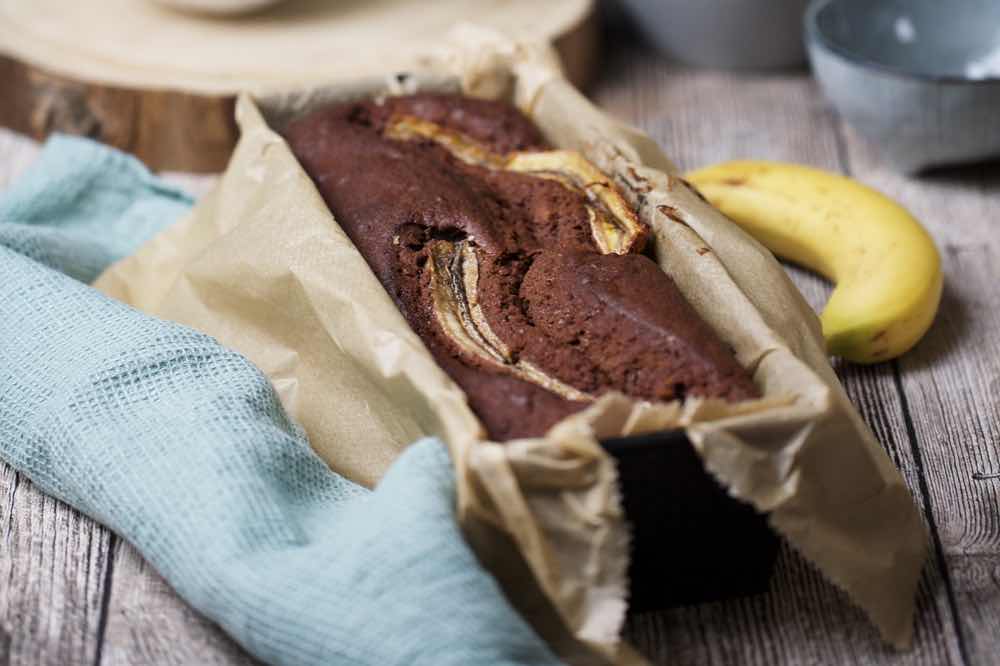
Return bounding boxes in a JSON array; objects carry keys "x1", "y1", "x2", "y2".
[
  {"x1": 807, "y1": 0, "x2": 1000, "y2": 173},
  {"x1": 618, "y1": 0, "x2": 811, "y2": 70}
]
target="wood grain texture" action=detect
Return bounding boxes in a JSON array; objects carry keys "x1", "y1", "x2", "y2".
[
  {"x1": 0, "y1": 127, "x2": 231, "y2": 666},
  {"x1": 0, "y1": 1, "x2": 596, "y2": 173},
  {"x1": 0, "y1": 128, "x2": 113, "y2": 666},
  {"x1": 0, "y1": 466, "x2": 113, "y2": 666},
  {"x1": 99, "y1": 541, "x2": 256, "y2": 666},
  {"x1": 591, "y1": 46, "x2": 970, "y2": 665},
  {"x1": 0, "y1": 54, "x2": 238, "y2": 173},
  {"x1": 838, "y1": 124, "x2": 1000, "y2": 665},
  {"x1": 2, "y1": 35, "x2": 1000, "y2": 666}
]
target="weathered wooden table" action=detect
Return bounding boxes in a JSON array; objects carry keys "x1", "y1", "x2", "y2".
[{"x1": 2, "y1": 37, "x2": 998, "y2": 666}]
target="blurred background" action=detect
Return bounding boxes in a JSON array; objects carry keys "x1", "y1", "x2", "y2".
[{"x1": 1, "y1": 3, "x2": 999, "y2": 666}]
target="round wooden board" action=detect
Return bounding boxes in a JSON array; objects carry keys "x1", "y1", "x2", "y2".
[{"x1": 0, "y1": 0, "x2": 597, "y2": 172}]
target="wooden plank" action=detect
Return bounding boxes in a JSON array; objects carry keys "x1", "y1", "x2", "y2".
[
  {"x1": 0, "y1": 128, "x2": 114, "y2": 666},
  {"x1": 0, "y1": 0, "x2": 596, "y2": 173},
  {"x1": 2, "y1": 40, "x2": 995, "y2": 666},
  {"x1": 0, "y1": 125, "x2": 218, "y2": 199},
  {"x1": 838, "y1": 123, "x2": 1000, "y2": 666},
  {"x1": 0, "y1": 128, "x2": 225, "y2": 666},
  {"x1": 592, "y1": 48, "x2": 966, "y2": 665},
  {"x1": 594, "y1": 56, "x2": 843, "y2": 173},
  {"x1": 159, "y1": 172, "x2": 219, "y2": 200},
  {"x1": 623, "y1": 295, "x2": 963, "y2": 665},
  {"x1": 0, "y1": 465, "x2": 113, "y2": 665},
  {"x1": 99, "y1": 541, "x2": 256, "y2": 666}
]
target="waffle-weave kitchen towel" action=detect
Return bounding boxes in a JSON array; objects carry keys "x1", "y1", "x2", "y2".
[{"x1": 0, "y1": 135, "x2": 558, "y2": 666}]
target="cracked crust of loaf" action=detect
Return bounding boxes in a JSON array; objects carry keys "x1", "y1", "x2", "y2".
[{"x1": 285, "y1": 93, "x2": 759, "y2": 440}]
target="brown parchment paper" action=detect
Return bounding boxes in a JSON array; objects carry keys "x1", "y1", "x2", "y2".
[{"x1": 95, "y1": 27, "x2": 926, "y2": 662}]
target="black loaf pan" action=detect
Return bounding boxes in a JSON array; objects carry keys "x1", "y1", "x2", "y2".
[{"x1": 600, "y1": 429, "x2": 779, "y2": 612}]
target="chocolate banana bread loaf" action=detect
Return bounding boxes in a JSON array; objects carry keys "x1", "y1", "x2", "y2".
[{"x1": 285, "y1": 94, "x2": 758, "y2": 440}]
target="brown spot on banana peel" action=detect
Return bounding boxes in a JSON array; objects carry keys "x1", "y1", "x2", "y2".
[
  {"x1": 657, "y1": 204, "x2": 686, "y2": 224},
  {"x1": 427, "y1": 239, "x2": 593, "y2": 403},
  {"x1": 388, "y1": 115, "x2": 648, "y2": 255},
  {"x1": 626, "y1": 165, "x2": 653, "y2": 194},
  {"x1": 678, "y1": 177, "x2": 710, "y2": 203}
]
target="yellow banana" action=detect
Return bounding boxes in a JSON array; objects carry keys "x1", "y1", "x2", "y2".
[{"x1": 685, "y1": 161, "x2": 942, "y2": 364}]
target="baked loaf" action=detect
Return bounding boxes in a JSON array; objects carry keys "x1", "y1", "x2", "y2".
[{"x1": 285, "y1": 94, "x2": 759, "y2": 440}]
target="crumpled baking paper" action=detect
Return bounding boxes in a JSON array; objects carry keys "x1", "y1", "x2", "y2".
[{"x1": 95, "y1": 27, "x2": 926, "y2": 664}]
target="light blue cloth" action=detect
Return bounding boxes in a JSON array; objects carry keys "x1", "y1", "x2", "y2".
[{"x1": 0, "y1": 135, "x2": 559, "y2": 666}]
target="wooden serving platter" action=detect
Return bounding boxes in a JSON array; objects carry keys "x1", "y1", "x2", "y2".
[{"x1": 0, "y1": 0, "x2": 597, "y2": 172}]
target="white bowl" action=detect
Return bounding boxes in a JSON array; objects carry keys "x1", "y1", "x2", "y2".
[
  {"x1": 618, "y1": 0, "x2": 811, "y2": 70},
  {"x1": 807, "y1": 0, "x2": 1000, "y2": 172}
]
